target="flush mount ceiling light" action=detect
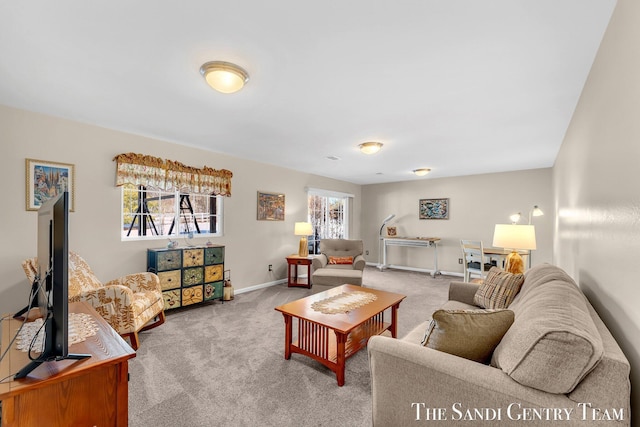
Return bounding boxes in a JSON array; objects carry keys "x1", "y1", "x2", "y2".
[
  {"x1": 199, "y1": 61, "x2": 249, "y2": 94},
  {"x1": 413, "y1": 168, "x2": 431, "y2": 176},
  {"x1": 358, "y1": 142, "x2": 383, "y2": 154}
]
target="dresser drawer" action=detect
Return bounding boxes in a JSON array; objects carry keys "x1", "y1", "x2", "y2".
[
  {"x1": 163, "y1": 289, "x2": 181, "y2": 310},
  {"x1": 156, "y1": 250, "x2": 182, "y2": 271},
  {"x1": 205, "y1": 264, "x2": 223, "y2": 283},
  {"x1": 182, "y1": 285, "x2": 204, "y2": 306},
  {"x1": 205, "y1": 246, "x2": 224, "y2": 265},
  {"x1": 204, "y1": 281, "x2": 224, "y2": 301},
  {"x1": 158, "y1": 270, "x2": 181, "y2": 291},
  {"x1": 183, "y1": 266, "x2": 204, "y2": 286},
  {"x1": 183, "y1": 249, "x2": 204, "y2": 267}
]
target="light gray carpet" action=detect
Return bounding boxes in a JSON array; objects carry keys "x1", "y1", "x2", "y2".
[{"x1": 128, "y1": 266, "x2": 452, "y2": 427}]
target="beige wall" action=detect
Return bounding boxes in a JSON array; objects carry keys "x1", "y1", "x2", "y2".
[
  {"x1": 0, "y1": 105, "x2": 361, "y2": 315},
  {"x1": 554, "y1": 0, "x2": 639, "y2": 420},
  {"x1": 361, "y1": 168, "x2": 553, "y2": 275}
]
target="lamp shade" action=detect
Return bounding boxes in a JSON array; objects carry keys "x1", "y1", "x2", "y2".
[
  {"x1": 294, "y1": 222, "x2": 313, "y2": 236},
  {"x1": 492, "y1": 224, "x2": 537, "y2": 250}
]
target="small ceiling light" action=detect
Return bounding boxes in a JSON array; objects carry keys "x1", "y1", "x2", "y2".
[
  {"x1": 413, "y1": 168, "x2": 431, "y2": 176},
  {"x1": 200, "y1": 61, "x2": 249, "y2": 94},
  {"x1": 359, "y1": 142, "x2": 383, "y2": 154}
]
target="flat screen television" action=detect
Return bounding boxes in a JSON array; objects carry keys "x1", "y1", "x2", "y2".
[{"x1": 14, "y1": 191, "x2": 90, "y2": 379}]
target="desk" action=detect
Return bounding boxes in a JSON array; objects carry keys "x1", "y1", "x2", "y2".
[
  {"x1": 286, "y1": 255, "x2": 313, "y2": 288},
  {"x1": 476, "y1": 246, "x2": 530, "y2": 268},
  {"x1": 0, "y1": 302, "x2": 136, "y2": 426},
  {"x1": 380, "y1": 237, "x2": 441, "y2": 277}
]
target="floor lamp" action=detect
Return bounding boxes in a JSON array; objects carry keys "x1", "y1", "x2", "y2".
[{"x1": 377, "y1": 214, "x2": 395, "y2": 270}]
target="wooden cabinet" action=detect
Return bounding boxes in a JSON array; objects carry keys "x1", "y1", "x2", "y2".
[
  {"x1": 0, "y1": 302, "x2": 136, "y2": 427},
  {"x1": 147, "y1": 245, "x2": 225, "y2": 311}
]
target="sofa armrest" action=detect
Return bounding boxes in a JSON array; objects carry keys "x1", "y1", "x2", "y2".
[
  {"x1": 448, "y1": 280, "x2": 480, "y2": 305},
  {"x1": 105, "y1": 272, "x2": 161, "y2": 293},
  {"x1": 367, "y1": 336, "x2": 580, "y2": 426},
  {"x1": 312, "y1": 254, "x2": 328, "y2": 270},
  {"x1": 353, "y1": 254, "x2": 366, "y2": 271}
]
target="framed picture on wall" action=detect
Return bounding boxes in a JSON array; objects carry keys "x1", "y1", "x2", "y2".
[
  {"x1": 419, "y1": 198, "x2": 448, "y2": 220},
  {"x1": 25, "y1": 158, "x2": 75, "y2": 211},
  {"x1": 257, "y1": 191, "x2": 285, "y2": 221}
]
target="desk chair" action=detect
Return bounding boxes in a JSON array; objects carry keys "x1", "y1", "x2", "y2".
[{"x1": 460, "y1": 240, "x2": 495, "y2": 282}]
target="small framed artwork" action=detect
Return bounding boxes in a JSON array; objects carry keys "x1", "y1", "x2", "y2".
[
  {"x1": 257, "y1": 191, "x2": 285, "y2": 221},
  {"x1": 386, "y1": 226, "x2": 397, "y2": 237},
  {"x1": 419, "y1": 198, "x2": 449, "y2": 220},
  {"x1": 25, "y1": 158, "x2": 75, "y2": 211}
]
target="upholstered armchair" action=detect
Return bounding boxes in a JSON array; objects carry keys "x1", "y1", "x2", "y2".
[
  {"x1": 22, "y1": 251, "x2": 165, "y2": 350},
  {"x1": 311, "y1": 239, "x2": 365, "y2": 286}
]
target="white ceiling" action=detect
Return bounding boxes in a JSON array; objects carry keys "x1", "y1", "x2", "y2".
[{"x1": 0, "y1": 1, "x2": 616, "y2": 185}]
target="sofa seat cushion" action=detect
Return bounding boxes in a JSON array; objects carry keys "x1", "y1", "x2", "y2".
[
  {"x1": 421, "y1": 309, "x2": 514, "y2": 364},
  {"x1": 311, "y1": 268, "x2": 363, "y2": 286},
  {"x1": 491, "y1": 266, "x2": 604, "y2": 394},
  {"x1": 473, "y1": 267, "x2": 524, "y2": 309}
]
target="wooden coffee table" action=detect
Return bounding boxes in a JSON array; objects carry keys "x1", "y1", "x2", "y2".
[{"x1": 274, "y1": 284, "x2": 406, "y2": 386}]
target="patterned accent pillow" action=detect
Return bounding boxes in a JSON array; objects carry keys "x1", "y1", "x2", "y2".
[
  {"x1": 328, "y1": 256, "x2": 353, "y2": 265},
  {"x1": 473, "y1": 267, "x2": 524, "y2": 309},
  {"x1": 421, "y1": 309, "x2": 515, "y2": 364}
]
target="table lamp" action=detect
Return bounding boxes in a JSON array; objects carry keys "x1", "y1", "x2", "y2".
[
  {"x1": 295, "y1": 222, "x2": 313, "y2": 257},
  {"x1": 492, "y1": 224, "x2": 536, "y2": 275}
]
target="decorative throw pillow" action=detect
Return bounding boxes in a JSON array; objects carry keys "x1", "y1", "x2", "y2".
[
  {"x1": 328, "y1": 256, "x2": 353, "y2": 265},
  {"x1": 421, "y1": 309, "x2": 515, "y2": 364},
  {"x1": 473, "y1": 267, "x2": 524, "y2": 309}
]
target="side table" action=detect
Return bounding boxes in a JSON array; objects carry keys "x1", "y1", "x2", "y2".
[{"x1": 286, "y1": 255, "x2": 312, "y2": 288}]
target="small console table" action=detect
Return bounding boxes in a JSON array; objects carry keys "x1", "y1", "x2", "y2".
[
  {"x1": 380, "y1": 237, "x2": 441, "y2": 277},
  {"x1": 286, "y1": 255, "x2": 312, "y2": 288}
]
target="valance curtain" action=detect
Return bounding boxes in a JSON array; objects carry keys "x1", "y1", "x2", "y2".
[{"x1": 113, "y1": 153, "x2": 232, "y2": 196}]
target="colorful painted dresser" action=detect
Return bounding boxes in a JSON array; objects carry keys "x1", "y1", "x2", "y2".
[{"x1": 147, "y1": 245, "x2": 225, "y2": 310}]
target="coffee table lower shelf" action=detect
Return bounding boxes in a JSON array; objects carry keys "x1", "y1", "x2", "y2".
[{"x1": 285, "y1": 312, "x2": 390, "y2": 386}]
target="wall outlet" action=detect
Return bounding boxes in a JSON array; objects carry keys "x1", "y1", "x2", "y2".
[
  {"x1": 458, "y1": 258, "x2": 463, "y2": 264},
  {"x1": 268, "y1": 264, "x2": 273, "y2": 271},
  {"x1": 365, "y1": 250, "x2": 369, "y2": 255}
]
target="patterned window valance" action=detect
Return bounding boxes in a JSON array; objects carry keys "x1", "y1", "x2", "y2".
[{"x1": 113, "y1": 153, "x2": 232, "y2": 196}]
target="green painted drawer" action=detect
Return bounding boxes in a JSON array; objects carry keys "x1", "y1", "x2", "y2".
[
  {"x1": 182, "y1": 266, "x2": 204, "y2": 286},
  {"x1": 156, "y1": 250, "x2": 182, "y2": 271},
  {"x1": 205, "y1": 246, "x2": 224, "y2": 265},
  {"x1": 204, "y1": 281, "x2": 224, "y2": 300}
]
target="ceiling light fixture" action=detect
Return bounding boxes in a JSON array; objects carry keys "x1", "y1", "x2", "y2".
[
  {"x1": 199, "y1": 61, "x2": 249, "y2": 94},
  {"x1": 358, "y1": 142, "x2": 383, "y2": 154},
  {"x1": 413, "y1": 168, "x2": 431, "y2": 176}
]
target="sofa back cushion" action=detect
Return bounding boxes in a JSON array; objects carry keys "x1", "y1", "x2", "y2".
[
  {"x1": 491, "y1": 264, "x2": 604, "y2": 394},
  {"x1": 319, "y1": 239, "x2": 363, "y2": 258}
]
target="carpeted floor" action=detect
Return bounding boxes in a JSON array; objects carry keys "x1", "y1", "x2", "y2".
[{"x1": 128, "y1": 266, "x2": 453, "y2": 427}]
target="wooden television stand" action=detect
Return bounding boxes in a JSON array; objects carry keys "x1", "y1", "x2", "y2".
[{"x1": 0, "y1": 302, "x2": 136, "y2": 426}]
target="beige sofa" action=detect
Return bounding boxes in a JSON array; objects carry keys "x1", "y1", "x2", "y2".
[
  {"x1": 311, "y1": 239, "x2": 365, "y2": 286},
  {"x1": 368, "y1": 264, "x2": 631, "y2": 426}
]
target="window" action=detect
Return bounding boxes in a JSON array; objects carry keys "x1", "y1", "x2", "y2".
[
  {"x1": 121, "y1": 184, "x2": 223, "y2": 240},
  {"x1": 307, "y1": 188, "x2": 352, "y2": 255}
]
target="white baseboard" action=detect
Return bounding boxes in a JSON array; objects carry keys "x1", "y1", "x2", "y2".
[{"x1": 233, "y1": 278, "x2": 288, "y2": 295}]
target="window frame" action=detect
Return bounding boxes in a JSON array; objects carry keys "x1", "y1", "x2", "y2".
[
  {"x1": 306, "y1": 188, "x2": 353, "y2": 255},
  {"x1": 120, "y1": 185, "x2": 224, "y2": 241}
]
